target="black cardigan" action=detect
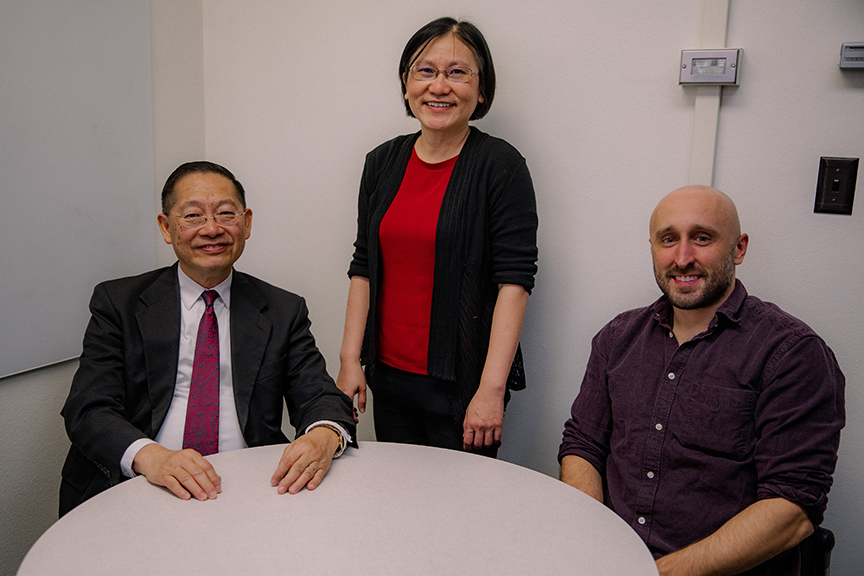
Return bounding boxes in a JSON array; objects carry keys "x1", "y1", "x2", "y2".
[{"x1": 348, "y1": 127, "x2": 538, "y2": 418}]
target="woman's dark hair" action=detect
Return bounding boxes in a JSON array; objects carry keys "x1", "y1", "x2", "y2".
[
  {"x1": 399, "y1": 17, "x2": 496, "y2": 121},
  {"x1": 161, "y1": 161, "x2": 247, "y2": 213}
]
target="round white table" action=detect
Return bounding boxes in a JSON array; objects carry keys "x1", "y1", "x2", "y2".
[{"x1": 20, "y1": 442, "x2": 658, "y2": 575}]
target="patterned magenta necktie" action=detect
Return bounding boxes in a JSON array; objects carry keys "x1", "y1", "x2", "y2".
[{"x1": 183, "y1": 290, "x2": 219, "y2": 455}]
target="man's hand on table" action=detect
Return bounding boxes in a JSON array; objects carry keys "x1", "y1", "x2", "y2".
[
  {"x1": 132, "y1": 443, "x2": 222, "y2": 501},
  {"x1": 131, "y1": 426, "x2": 341, "y2": 501},
  {"x1": 270, "y1": 425, "x2": 342, "y2": 495}
]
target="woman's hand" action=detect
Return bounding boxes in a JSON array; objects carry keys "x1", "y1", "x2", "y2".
[
  {"x1": 337, "y1": 276, "x2": 370, "y2": 423},
  {"x1": 462, "y1": 384, "x2": 504, "y2": 450},
  {"x1": 336, "y1": 360, "x2": 367, "y2": 422},
  {"x1": 461, "y1": 284, "x2": 529, "y2": 451}
]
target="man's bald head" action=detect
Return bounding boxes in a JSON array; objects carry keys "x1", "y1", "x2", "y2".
[{"x1": 650, "y1": 185, "x2": 741, "y2": 242}]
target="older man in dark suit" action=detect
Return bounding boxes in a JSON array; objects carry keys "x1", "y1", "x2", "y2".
[{"x1": 61, "y1": 161, "x2": 355, "y2": 516}]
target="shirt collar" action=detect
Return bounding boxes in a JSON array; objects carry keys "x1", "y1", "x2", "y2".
[
  {"x1": 714, "y1": 279, "x2": 747, "y2": 324},
  {"x1": 650, "y1": 279, "x2": 748, "y2": 330},
  {"x1": 177, "y1": 266, "x2": 233, "y2": 311}
]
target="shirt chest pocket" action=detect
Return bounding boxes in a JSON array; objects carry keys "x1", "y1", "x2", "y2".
[{"x1": 677, "y1": 383, "x2": 757, "y2": 460}]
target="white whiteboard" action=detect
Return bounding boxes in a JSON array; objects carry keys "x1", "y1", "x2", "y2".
[{"x1": 0, "y1": 1, "x2": 156, "y2": 378}]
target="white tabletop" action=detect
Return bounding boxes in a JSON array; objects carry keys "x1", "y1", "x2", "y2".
[{"x1": 20, "y1": 442, "x2": 657, "y2": 575}]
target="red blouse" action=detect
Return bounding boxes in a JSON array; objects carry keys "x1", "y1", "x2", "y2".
[{"x1": 376, "y1": 149, "x2": 457, "y2": 374}]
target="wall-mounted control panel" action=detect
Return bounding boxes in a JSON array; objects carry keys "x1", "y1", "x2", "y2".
[
  {"x1": 814, "y1": 157, "x2": 858, "y2": 215},
  {"x1": 840, "y1": 43, "x2": 864, "y2": 69},
  {"x1": 679, "y1": 49, "x2": 742, "y2": 86}
]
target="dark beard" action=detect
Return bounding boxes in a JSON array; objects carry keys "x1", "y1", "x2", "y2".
[{"x1": 654, "y1": 247, "x2": 736, "y2": 310}]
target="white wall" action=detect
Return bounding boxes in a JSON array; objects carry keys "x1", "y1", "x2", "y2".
[
  {"x1": 0, "y1": 361, "x2": 74, "y2": 575},
  {"x1": 2, "y1": 1, "x2": 861, "y2": 574}
]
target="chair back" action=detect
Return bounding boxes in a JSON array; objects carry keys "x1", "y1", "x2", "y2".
[{"x1": 799, "y1": 527, "x2": 835, "y2": 576}]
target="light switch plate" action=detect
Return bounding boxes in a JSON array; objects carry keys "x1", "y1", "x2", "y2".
[{"x1": 814, "y1": 157, "x2": 858, "y2": 215}]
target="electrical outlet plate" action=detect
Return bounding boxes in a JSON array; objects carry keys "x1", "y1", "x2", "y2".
[
  {"x1": 814, "y1": 157, "x2": 859, "y2": 215},
  {"x1": 840, "y1": 43, "x2": 864, "y2": 69}
]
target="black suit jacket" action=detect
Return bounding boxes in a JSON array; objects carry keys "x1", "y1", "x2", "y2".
[{"x1": 60, "y1": 264, "x2": 355, "y2": 515}]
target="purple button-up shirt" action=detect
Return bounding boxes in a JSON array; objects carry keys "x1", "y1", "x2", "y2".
[{"x1": 559, "y1": 281, "x2": 844, "y2": 575}]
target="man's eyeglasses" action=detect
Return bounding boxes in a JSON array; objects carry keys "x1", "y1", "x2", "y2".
[
  {"x1": 173, "y1": 211, "x2": 244, "y2": 230},
  {"x1": 409, "y1": 65, "x2": 479, "y2": 83}
]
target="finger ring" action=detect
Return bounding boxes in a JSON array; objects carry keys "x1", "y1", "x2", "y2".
[{"x1": 307, "y1": 465, "x2": 316, "y2": 474}]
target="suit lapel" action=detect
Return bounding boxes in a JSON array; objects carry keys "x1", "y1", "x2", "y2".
[
  {"x1": 229, "y1": 271, "x2": 271, "y2": 433},
  {"x1": 137, "y1": 265, "x2": 181, "y2": 435}
]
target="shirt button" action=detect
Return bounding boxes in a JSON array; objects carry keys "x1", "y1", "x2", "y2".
[
  {"x1": 647, "y1": 471, "x2": 655, "y2": 479},
  {"x1": 669, "y1": 331, "x2": 674, "y2": 338},
  {"x1": 668, "y1": 372, "x2": 675, "y2": 380},
  {"x1": 655, "y1": 423, "x2": 663, "y2": 431},
  {"x1": 638, "y1": 517, "x2": 646, "y2": 525}
]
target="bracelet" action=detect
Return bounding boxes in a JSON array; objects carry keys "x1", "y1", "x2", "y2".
[{"x1": 311, "y1": 424, "x2": 345, "y2": 456}]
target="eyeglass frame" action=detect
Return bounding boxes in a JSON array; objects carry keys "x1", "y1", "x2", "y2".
[
  {"x1": 171, "y1": 210, "x2": 247, "y2": 230},
  {"x1": 408, "y1": 65, "x2": 480, "y2": 83}
]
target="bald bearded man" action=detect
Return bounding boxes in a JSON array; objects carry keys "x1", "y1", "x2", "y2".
[{"x1": 558, "y1": 186, "x2": 845, "y2": 576}]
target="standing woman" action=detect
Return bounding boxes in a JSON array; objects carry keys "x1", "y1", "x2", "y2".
[{"x1": 337, "y1": 17, "x2": 537, "y2": 456}]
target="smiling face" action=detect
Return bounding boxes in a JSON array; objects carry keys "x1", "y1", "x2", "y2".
[
  {"x1": 403, "y1": 33, "x2": 484, "y2": 139},
  {"x1": 649, "y1": 186, "x2": 748, "y2": 311},
  {"x1": 157, "y1": 172, "x2": 252, "y2": 288}
]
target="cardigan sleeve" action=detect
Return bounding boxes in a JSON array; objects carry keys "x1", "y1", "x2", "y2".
[
  {"x1": 484, "y1": 141, "x2": 539, "y2": 293},
  {"x1": 347, "y1": 150, "x2": 374, "y2": 279}
]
